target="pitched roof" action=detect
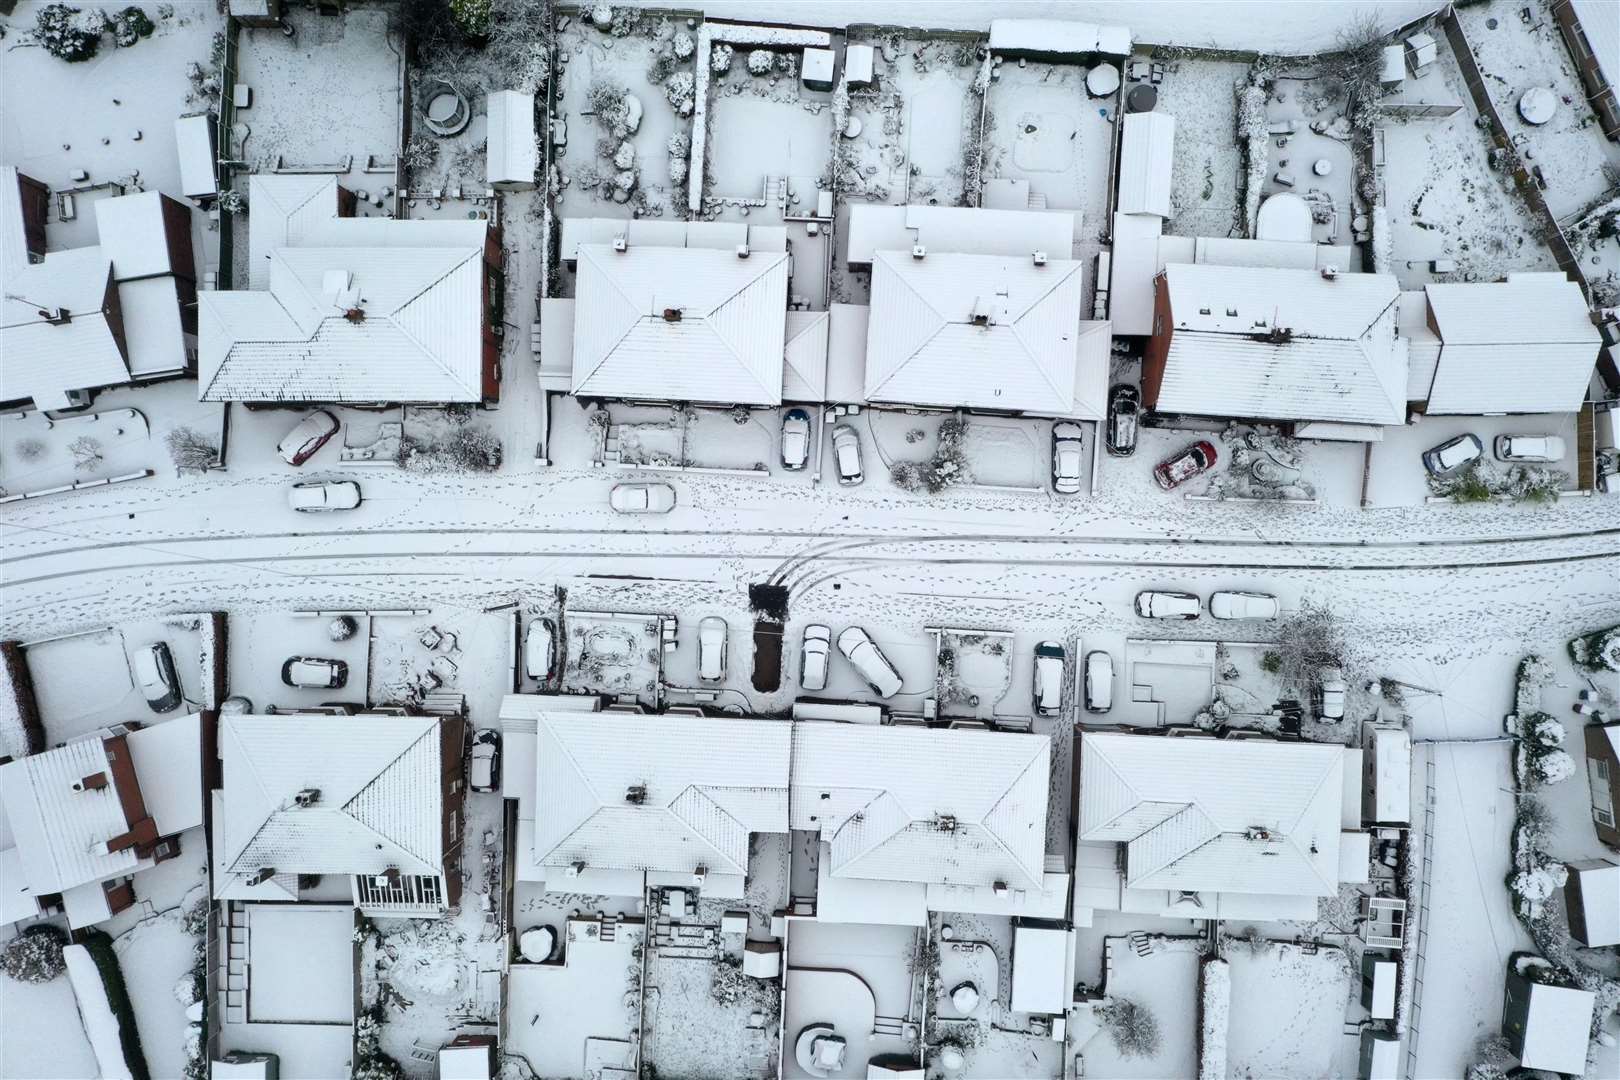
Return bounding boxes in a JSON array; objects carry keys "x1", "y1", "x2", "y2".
[
  {"x1": 1422, "y1": 279, "x2": 1600, "y2": 414},
  {"x1": 783, "y1": 309, "x2": 830, "y2": 402},
  {"x1": 864, "y1": 250, "x2": 1087, "y2": 413},
  {"x1": 1117, "y1": 112, "x2": 1176, "y2": 218},
  {"x1": 1078, "y1": 732, "x2": 1346, "y2": 896},
  {"x1": 533, "y1": 712, "x2": 791, "y2": 875},
  {"x1": 486, "y1": 90, "x2": 538, "y2": 187},
  {"x1": 0, "y1": 254, "x2": 126, "y2": 407},
  {"x1": 570, "y1": 243, "x2": 789, "y2": 404},
  {"x1": 0, "y1": 737, "x2": 137, "y2": 895},
  {"x1": 220, "y1": 715, "x2": 445, "y2": 877},
  {"x1": 247, "y1": 175, "x2": 343, "y2": 290},
  {"x1": 790, "y1": 723, "x2": 1051, "y2": 889},
  {"x1": 199, "y1": 244, "x2": 486, "y2": 402},
  {"x1": 1154, "y1": 263, "x2": 1406, "y2": 424}
]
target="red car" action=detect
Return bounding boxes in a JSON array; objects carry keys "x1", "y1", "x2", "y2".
[{"x1": 1153, "y1": 440, "x2": 1218, "y2": 490}]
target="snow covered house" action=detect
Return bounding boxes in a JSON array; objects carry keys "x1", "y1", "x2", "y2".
[
  {"x1": 485, "y1": 90, "x2": 537, "y2": 191},
  {"x1": 213, "y1": 713, "x2": 467, "y2": 916},
  {"x1": 0, "y1": 716, "x2": 203, "y2": 929},
  {"x1": 1584, "y1": 720, "x2": 1620, "y2": 849},
  {"x1": 1563, "y1": 858, "x2": 1620, "y2": 947},
  {"x1": 1, "y1": 166, "x2": 199, "y2": 411},
  {"x1": 1073, "y1": 730, "x2": 1366, "y2": 922},
  {"x1": 1553, "y1": 0, "x2": 1620, "y2": 140},
  {"x1": 1501, "y1": 958, "x2": 1596, "y2": 1075},
  {"x1": 501, "y1": 697, "x2": 1059, "y2": 923},
  {"x1": 198, "y1": 175, "x2": 502, "y2": 404},
  {"x1": 1142, "y1": 263, "x2": 1406, "y2": 428},
  {"x1": 1414, "y1": 277, "x2": 1601, "y2": 415}
]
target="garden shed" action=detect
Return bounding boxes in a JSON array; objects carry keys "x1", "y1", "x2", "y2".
[{"x1": 486, "y1": 90, "x2": 537, "y2": 191}]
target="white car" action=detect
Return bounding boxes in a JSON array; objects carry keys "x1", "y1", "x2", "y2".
[
  {"x1": 288, "y1": 480, "x2": 361, "y2": 511},
  {"x1": 837, "y1": 626, "x2": 902, "y2": 698},
  {"x1": 1051, "y1": 422, "x2": 1084, "y2": 495},
  {"x1": 525, "y1": 617, "x2": 557, "y2": 681},
  {"x1": 800, "y1": 624, "x2": 831, "y2": 692},
  {"x1": 276, "y1": 409, "x2": 339, "y2": 465},
  {"x1": 609, "y1": 482, "x2": 676, "y2": 513},
  {"x1": 832, "y1": 424, "x2": 864, "y2": 486},
  {"x1": 1134, "y1": 590, "x2": 1201, "y2": 619},
  {"x1": 1032, "y1": 641, "x2": 1065, "y2": 716},
  {"x1": 698, "y1": 616, "x2": 728, "y2": 682},
  {"x1": 133, "y1": 642, "x2": 182, "y2": 712},
  {"x1": 467, "y1": 729, "x2": 501, "y2": 793},
  {"x1": 1209, "y1": 591, "x2": 1280, "y2": 620},
  {"x1": 1084, "y1": 650, "x2": 1114, "y2": 713},
  {"x1": 1317, "y1": 667, "x2": 1347, "y2": 720},
  {"x1": 1494, "y1": 435, "x2": 1566, "y2": 462},
  {"x1": 781, "y1": 409, "x2": 812, "y2": 470}
]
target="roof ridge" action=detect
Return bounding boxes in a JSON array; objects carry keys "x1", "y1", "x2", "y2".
[
  {"x1": 979, "y1": 750, "x2": 1052, "y2": 884},
  {"x1": 700, "y1": 254, "x2": 789, "y2": 400},
  {"x1": 223, "y1": 721, "x2": 283, "y2": 871},
  {"x1": 340, "y1": 720, "x2": 438, "y2": 815},
  {"x1": 1080, "y1": 743, "x2": 1147, "y2": 836},
  {"x1": 570, "y1": 245, "x2": 653, "y2": 390},
  {"x1": 827, "y1": 791, "x2": 909, "y2": 869},
  {"x1": 669, "y1": 785, "x2": 752, "y2": 874},
  {"x1": 387, "y1": 250, "x2": 484, "y2": 398}
]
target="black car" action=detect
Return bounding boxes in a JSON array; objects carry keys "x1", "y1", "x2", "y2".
[
  {"x1": 1106, "y1": 384, "x2": 1140, "y2": 456},
  {"x1": 281, "y1": 656, "x2": 349, "y2": 689}
]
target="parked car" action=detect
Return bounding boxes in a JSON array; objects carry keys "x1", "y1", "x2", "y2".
[
  {"x1": 288, "y1": 480, "x2": 361, "y2": 512},
  {"x1": 1106, "y1": 384, "x2": 1140, "y2": 457},
  {"x1": 1494, "y1": 434, "x2": 1566, "y2": 463},
  {"x1": 1135, "y1": 590, "x2": 1201, "y2": 619},
  {"x1": 1084, "y1": 650, "x2": 1114, "y2": 713},
  {"x1": 837, "y1": 626, "x2": 902, "y2": 698},
  {"x1": 781, "y1": 409, "x2": 812, "y2": 470},
  {"x1": 831, "y1": 424, "x2": 864, "y2": 486},
  {"x1": 133, "y1": 642, "x2": 182, "y2": 712},
  {"x1": 1422, "y1": 432, "x2": 1483, "y2": 477},
  {"x1": 609, "y1": 482, "x2": 677, "y2": 513},
  {"x1": 1032, "y1": 641, "x2": 1066, "y2": 716},
  {"x1": 1051, "y1": 423, "x2": 1085, "y2": 495},
  {"x1": 698, "y1": 616, "x2": 728, "y2": 682},
  {"x1": 1316, "y1": 666, "x2": 1347, "y2": 720},
  {"x1": 800, "y1": 624, "x2": 832, "y2": 692},
  {"x1": 1153, "y1": 440, "x2": 1217, "y2": 490},
  {"x1": 525, "y1": 617, "x2": 557, "y2": 681},
  {"x1": 281, "y1": 656, "x2": 348, "y2": 689},
  {"x1": 1209, "y1": 591, "x2": 1280, "y2": 620},
  {"x1": 276, "y1": 409, "x2": 340, "y2": 466},
  {"x1": 468, "y1": 728, "x2": 502, "y2": 793}
]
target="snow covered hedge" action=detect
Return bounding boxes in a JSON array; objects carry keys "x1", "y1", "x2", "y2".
[
  {"x1": 1198, "y1": 958, "x2": 1230, "y2": 1080},
  {"x1": 1570, "y1": 625, "x2": 1620, "y2": 674},
  {"x1": 64, "y1": 933, "x2": 149, "y2": 1080}
]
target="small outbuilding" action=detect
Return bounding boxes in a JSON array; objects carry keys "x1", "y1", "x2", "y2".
[
  {"x1": 1563, "y1": 858, "x2": 1620, "y2": 947},
  {"x1": 844, "y1": 44, "x2": 875, "y2": 88},
  {"x1": 1360, "y1": 955, "x2": 1397, "y2": 1020},
  {"x1": 438, "y1": 1034, "x2": 496, "y2": 1080},
  {"x1": 1358, "y1": 1031, "x2": 1400, "y2": 1080},
  {"x1": 802, "y1": 47, "x2": 836, "y2": 92},
  {"x1": 1116, "y1": 111, "x2": 1175, "y2": 219},
  {"x1": 1502, "y1": 958, "x2": 1596, "y2": 1076},
  {"x1": 486, "y1": 90, "x2": 537, "y2": 191},
  {"x1": 175, "y1": 113, "x2": 218, "y2": 200},
  {"x1": 1009, "y1": 922, "x2": 1075, "y2": 1016},
  {"x1": 1362, "y1": 723, "x2": 1412, "y2": 828}
]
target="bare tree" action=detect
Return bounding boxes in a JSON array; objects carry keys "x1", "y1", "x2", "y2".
[
  {"x1": 1097, "y1": 998, "x2": 1162, "y2": 1059},
  {"x1": 1266, "y1": 598, "x2": 1347, "y2": 701},
  {"x1": 68, "y1": 435, "x2": 103, "y2": 472},
  {"x1": 1319, "y1": 10, "x2": 1390, "y2": 129},
  {"x1": 164, "y1": 426, "x2": 219, "y2": 473}
]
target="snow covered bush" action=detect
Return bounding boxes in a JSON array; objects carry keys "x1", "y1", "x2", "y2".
[
  {"x1": 109, "y1": 6, "x2": 154, "y2": 47},
  {"x1": 14, "y1": 437, "x2": 46, "y2": 462},
  {"x1": 612, "y1": 140, "x2": 635, "y2": 171},
  {"x1": 35, "y1": 4, "x2": 104, "y2": 62},
  {"x1": 667, "y1": 133, "x2": 690, "y2": 184},
  {"x1": 328, "y1": 616, "x2": 357, "y2": 642},
  {"x1": 586, "y1": 78, "x2": 633, "y2": 138},
  {"x1": 1515, "y1": 712, "x2": 1574, "y2": 788},
  {"x1": 664, "y1": 71, "x2": 696, "y2": 116},
  {"x1": 1570, "y1": 625, "x2": 1620, "y2": 673},
  {"x1": 396, "y1": 425, "x2": 502, "y2": 473},
  {"x1": 589, "y1": 2, "x2": 612, "y2": 30},
  {"x1": 1532, "y1": 748, "x2": 1576, "y2": 785},
  {"x1": 1097, "y1": 997, "x2": 1161, "y2": 1059},
  {"x1": 2, "y1": 925, "x2": 68, "y2": 984},
  {"x1": 711, "y1": 43, "x2": 734, "y2": 75},
  {"x1": 216, "y1": 188, "x2": 245, "y2": 216},
  {"x1": 1510, "y1": 866, "x2": 1562, "y2": 904},
  {"x1": 672, "y1": 31, "x2": 694, "y2": 60},
  {"x1": 1199, "y1": 958, "x2": 1230, "y2": 1080},
  {"x1": 1514, "y1": 654, "x2": 1555, "y2": 715},
  {"x1": 1236, "y1": 74, "x2": 1270, "y2": 238},
  {"x1": 172, "y1": 972, "x2": 199, "y2": 1006},
  {"x1": 449, "y1": 0, "x2": 492, "y2": 40},
  {"x1": 747, "y1": 48, "x2": 774, "y2": 75},
  {"x1": 402, "y1": 135, "x2": 438, "y2": 172},
  {"x1": 891, "y1": 418, "x2": 972, "y2": 494}
]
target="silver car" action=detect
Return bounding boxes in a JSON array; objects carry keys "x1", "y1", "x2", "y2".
[
  {"x1": 837, "y1": 626, "x2": 901, "y2": 698},
  {"x1": 831, "y1": 424, "x2": 864, "y2": 486},
  {"x1": 800, "y1": 624, "x2": 831, "y2": 691},
  {"x1": 1209, "y1": 591, "x2": 1280, "y2": 620},
  {"x1": 609, "y1": 482, "x2": 676, "y2": 513},
  {"x1": 1051, "y1": 422, "x2": 1084, "y2": 495},
  {"x1": 288, "y1": 480, "x2": 361, "y2": 511},
  {"x1": 698, "y1": 616, "x2": 728, "y2": 682}
]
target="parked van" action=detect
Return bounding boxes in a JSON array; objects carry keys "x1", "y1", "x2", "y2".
[
  {"x1": 1032, "y1": 641, "x2": 1065, "y2": 716},
  {"x1": 837, "y1": 627, "x2": 902, "y2": 698},
  {"x1": 1084, "y1": 651, "x2": 1114, "y2": 713}
]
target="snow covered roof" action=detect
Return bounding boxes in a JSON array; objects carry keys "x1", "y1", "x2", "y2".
[
  {"x1": 1398, "y1": 289, "x2": 1441, "y2": 402},
  {"x1": 1154, "y1": 263, "x2": 1406, "y2": 424},
  {"x1": 199, "y1": 243, "x2": 487, "y2": 402},
  {"x1": 1108, "y1": 212, "x2": 1164, "y2": 336},
  {"x1": 1366, "y1": 725, "x2": 1411, "y2": 825},
  {"x1": 0, "y1": 735, "x2": 139, "y2": 895},
  {"x1": 1117, "y1": 112, "x2": 1176, "y2": 218},
  {"x1": 1422, "y1": 279, "x2": 1600, "y2": 414},
  {"x1": 570, "y1": 243, "x2": 789, "y2": 404},
  {"x1": 120, "y1": 275, "x2": 191, "y2": 379},
  {"x1": 791, "y1": 723, "x2": 1051, "y2": 889},
  {"x1": 1010, "y1": 924, "x2": 1075, "y2": 1014},
  {"x1": 1518, "y1": 981, "x2": 1596, "y2": 1074},
  {"x1": 783, "y1": 309, "x2": 830, "y2": 402},
  {"x1": 1567, "y1": 859, "x2": 1620, "y2": 947},
  {"x1": 220, "y1": 715, "x2": 446, "y2": 877},
  {"x1": 863, "y1": 250, "x2": 1088, "y2": 414},
  {"x1": 532, "y1": 711, "x2": 790, "y2": 876},
  {"x1": 1078, "y1": 732, "x2": 1347, "y2": 896},
  {"x1": 1569, "y1": 0, "x2": 1620, "y2": 98},
  {"x1": 174, "y1": 114, "x2": 217, "y2": 198},
  {"x1": 486, "y1": 90, "x2": 538, "y2": 189},
  {"x1": 989, "y1": 18, "x2": 1132, "y2": 58},
  {"x1": 247, "y1": 175, "x2": 344, "y2": 290},
  {"x1": 125, "y1": 714, "x2": 204, "y2": 838},
  {"x1": 846, "y1": 204, "x2": 1077, "y2": 265},
  {"x1": 1, "y1": 253, "x2": 127, "y2": 409},
  {"x1": 94, "y1": 191, "x2": 183, "y2": 279}
]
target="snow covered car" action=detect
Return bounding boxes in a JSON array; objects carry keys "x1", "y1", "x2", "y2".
[
  {"x1": 133, "y1": 642, "x2": 182, "y2": 712},
  {"x1": 1134, "y1": 590, "x2": 1201, "y2": 619},
  {"x1": 781, "y1": 409, "x2": 812, "y2": 470},
  {"x1": 468, "y1": 728, "x2": 501, "y2": 793},
  {"x1": 831, "y1": 424, "x2": 864, "y2": 486},
  {"x1": 698, "y1": 616, "x2": 728, "y2": 682},
  {"x1": 288, "y1": 480, "x2": 361, "y2": 512},
  {"x1": 1153, "y1": 440, "x2": 1217, "y2": 490},
  {"x1": 609, "y1": 482, "x2": 676, "y2": 513},
  {"x1": 837, "y1": 626, "x2": 902, "y2": 698},
  {"x1": 276, "y1": 409, "x2": 340, "y2": 466},
  {"x1": 800, "y1": 624, "x2": 831, "y2": 692},
  {"x1": 1209, "y1": 591, "x2": 1280, "y2": 620},
  {"x1": 1316, "y1": 667, "x2": 1347, "y2": 720},
  {"x1": 280, "y1": 656, "x2": 348, "y2": 689},
  {"x1": 1051, "y1": 423, "x2": 1085, "y2": 495},
  {"x1": 525, "y1": 617, "x2": 557, "y2": 681},
  {"x1": 1422, "y1": 433, "x2": 1483, "y2": 477},
  {"x1": 1032, "y1": 641, "x2": 1065, "y2": 716},
  {"x1": 1084, "y1": 650, "x2": 1114, "y2": 713},
  {"x1": 1494, "y1": 434, "x2": 1566, "y2": 463},
  {"x1": 1106, "y1": 384, "x2": 1140, "y2": 457}
]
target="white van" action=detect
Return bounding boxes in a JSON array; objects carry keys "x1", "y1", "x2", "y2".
[
  {"x1": 1084, "y1": 651, "x2": 1114, "y2": 713},
  {"x1": 1032, "y1": 642, "x2": 1065, "y2": 716}
]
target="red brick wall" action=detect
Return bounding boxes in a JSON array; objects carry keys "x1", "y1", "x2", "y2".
[{"x1": 1141, "y1": 275, "x2": 1174, "y2": 408}]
